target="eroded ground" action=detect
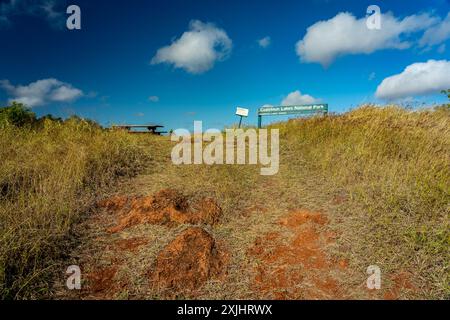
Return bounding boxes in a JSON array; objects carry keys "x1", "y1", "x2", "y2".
[{"x1": 53, "y1": 138, "x2": 420, "y2": 300}]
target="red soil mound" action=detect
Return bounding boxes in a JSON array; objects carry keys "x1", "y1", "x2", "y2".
[
  {"x1": 249, "y1": 209, "x2": 348, "y2": 299},
  {"x1": 278, "y1": 210, "x2": 328, "y2": 228},
  {"x1": 151, "y1": 227, "x2": 227, "y2": 295},
  {"x1": 86, "y1": 265, "x2": 119, "y2": 294},
  {"x1": 97, "y1": 195, "x2": 129, "y2": 211},
  {"x1": 114, "y1": 237, "x2": 149, "y2": 252},
  {"x1": 106, "y1": 189, "x2": 222, "y2": 233}
]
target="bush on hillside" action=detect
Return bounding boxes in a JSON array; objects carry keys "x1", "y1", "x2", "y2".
[
  {"x1": 0, "y1": 102, "x2": 36, "y2": 127},
  {"x1": 0, "y1": 113, "x2": 149, "y2": 299}
]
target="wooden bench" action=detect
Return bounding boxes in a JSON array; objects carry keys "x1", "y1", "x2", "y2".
[{"x1": 111, "y1": 124, "x2": 166, "y2": 135}]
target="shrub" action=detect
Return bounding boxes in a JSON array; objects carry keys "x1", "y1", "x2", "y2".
[
  {"x1": 0, "y1": 118, "x2": 149, "y2": 299},
  {"x1": 0, "y1": 102, "x2": 36, "y2": 128}
]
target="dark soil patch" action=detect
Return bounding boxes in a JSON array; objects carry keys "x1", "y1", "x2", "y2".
[{"x1": 85, "y1": 265, "x2": 119, "y2": 295}]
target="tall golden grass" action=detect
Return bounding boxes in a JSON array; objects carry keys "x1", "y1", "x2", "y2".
[
  {"x1": 1, "y1": 104, "x2": 448, "y2": 299},
  {"x1": 0, "y1": 118, "x2": 148, "y2": 299},
  {"x1": 275, "y1": 105, "x2": 449, "y2": 297}
]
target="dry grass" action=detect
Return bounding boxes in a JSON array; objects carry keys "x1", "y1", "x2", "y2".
[
  {"x1": 3, "y1": 105, "x2": 449, "y2": 300},
  {"x1": 0, "y1": 118, "x2": 149, "y2": 299},
  {"x1": 275, "y1": 105, "x2": 449, "y2": 298}
]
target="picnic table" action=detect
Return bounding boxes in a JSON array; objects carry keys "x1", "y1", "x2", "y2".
[{"x1": 111, "y1": 124, "x2": 167, "y2": 135}]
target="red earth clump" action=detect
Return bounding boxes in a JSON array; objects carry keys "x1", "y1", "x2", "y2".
[
  {"x1": 249, "y1": 209, "x2": 349, "y2": 299},
  {"x1": 97, "y1": 195, "x2": 129, "y2": 211},
  {"x1": 86, "y1": 265, "x2": 119, "y2": 294},
  {"x1": 151, "y1": 227, "x2": 228, "y2": 295},
  {"x1": 114, "y1": 237, "x2": 149, "y2": 252},
  {"x1": 278, "y1": 210, "x2": 328, "y2": 228},
  {"x1": 106, "y1": 189, "x2": 222, "y2": 233}
]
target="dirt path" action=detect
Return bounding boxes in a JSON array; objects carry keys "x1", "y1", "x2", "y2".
[{"x1": 53, "y1": 138, "x2": 411, "y2": 300}]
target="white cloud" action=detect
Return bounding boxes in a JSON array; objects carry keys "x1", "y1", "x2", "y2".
[
  {"x1": 151, "y1": 20, "x2": 232, "y2": 74},
  {"x1": 148, "y1": 95, "x2": 159, "y2": 102},
  {"x1": 258, "y1": 36, "x2": 271, "y2": 48},
  {"x1": 375, "y1": 60, "x2": 450, "y2": 100},
  {"x1": 50, "y1": 85, "x2": 83, "y2": 102},
  {"x1": 296, "y1": 12, "x2": 438, "y2": 66},
  {"x1": 0, "y1": 0, "x2": 65, "y2": 28},
  {"x1": 260, "y1": 90, "x2": 321, "y2": 109},
  {"x1": 419, "y1": 12, "x2": 450, "y2": 48},
  {"x1": 281, "y1": 90, "x2": 320, "y2": 105},
  {"x1": 0, "y1": 78, "x2": 84, "y2": 107},
  {"x1": 368, "y1": 72, "x2": 376, "y2": 81}
]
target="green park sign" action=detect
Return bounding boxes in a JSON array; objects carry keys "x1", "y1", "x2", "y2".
[{"x1": 257, "y1": 104, "x2": 328, "y2": 128}]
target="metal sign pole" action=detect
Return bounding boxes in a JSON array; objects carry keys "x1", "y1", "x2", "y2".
[{"x1": 235, "y1": 107, "x2": 249, "y2": 128}]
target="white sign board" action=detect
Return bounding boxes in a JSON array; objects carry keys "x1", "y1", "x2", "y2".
[{"x1": 236, "y1": 107, "x2": 249, "y2": 117}]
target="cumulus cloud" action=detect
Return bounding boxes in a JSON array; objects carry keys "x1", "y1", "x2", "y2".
[
  {"x1": 375, "y1": 60, "x2": 450, "y2": 100},
  {"x1": 419, "y1": 12, "x2": 450, "y2": 48},
  {"x1": 296, "y1": 12, "x2": 438, "y2": 66},
  {"x1": 258, "y1": 36, "x2": 271, "y2": 48},
  {"x1": 0, "y1": 78, "x2": 84, "y2": 107},
  {"x1": 281, "y1": 90, "x2": 320, "y2": 105},
  {"x1": 0, "y1": 0, "x2": 65, "y2": 28},
  {"x1": 151, "y1": 20, "x2": 232, "y2": 74},
  {"x1": 260, "y1": 90, "x2": 321, "y2": 109}
]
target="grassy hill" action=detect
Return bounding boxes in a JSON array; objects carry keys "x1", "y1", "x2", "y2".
[
  {"x1": 0, "y1": 113, "x2": 149, "y2": 299},
  {"x1": 276, "y1": 105, "x2": 449, "y2": 298},
  {"x1": 0, "y1": 104, "x2": 448, "y2": 299}
]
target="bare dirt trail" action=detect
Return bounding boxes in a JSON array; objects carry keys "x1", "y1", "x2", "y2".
[{"x1": 53, "y1": 138, "x2": 411, "y2": 300}]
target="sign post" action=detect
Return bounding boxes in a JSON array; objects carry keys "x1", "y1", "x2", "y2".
[
  {"x1": 235, "y1": 107, "x2": 249, "y2": 128},
  {"x1": 257, "y1": 104, "x2": 328, "y2": 128}
]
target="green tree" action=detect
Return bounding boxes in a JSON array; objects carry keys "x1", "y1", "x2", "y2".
[
  {"x1": 433, "y1": 89, "x2": 450, "y2": 112},
  {"x1": 0, "y1": 102, "x2": 36, "y2": 127}
]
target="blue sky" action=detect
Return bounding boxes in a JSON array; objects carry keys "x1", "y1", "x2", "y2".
[{"x1": 1, "y1": 0, "x2": 449, "y2": 130}]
